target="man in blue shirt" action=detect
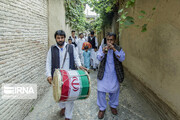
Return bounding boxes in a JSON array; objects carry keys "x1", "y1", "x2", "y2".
[{"x1": 97, "y1": 32, "x2": 125, "y2": 119}]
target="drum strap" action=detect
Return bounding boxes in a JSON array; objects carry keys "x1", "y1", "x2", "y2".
[{"x1": 61, "y1": 44, "x2": 69, "y2": 69}]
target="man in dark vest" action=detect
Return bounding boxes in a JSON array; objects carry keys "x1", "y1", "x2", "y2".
[
  {"x1": 96, "y1": 32, "x2": 125, "y2": 119},
  {"x1": 88, "y1": 31, "x2": 98, "y2": 67},
  {"x1": 46, "y1": 30, "x2": 86, "y2": 120},
  {"x1": 69, "y1": 30, "x2": 78, "y2": 48}
]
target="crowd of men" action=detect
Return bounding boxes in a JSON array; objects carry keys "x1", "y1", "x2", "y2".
[
  {"x1": 68, "y1": 30, "x2": 99, "y2": 71},
  {"x1": 46, "y1": 30, "x2": 125, "y2": 120}
]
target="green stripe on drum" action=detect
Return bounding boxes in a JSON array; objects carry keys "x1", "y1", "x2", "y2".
[{"x1": 77, "y1": 70, "x2": 89, "y2": 99}]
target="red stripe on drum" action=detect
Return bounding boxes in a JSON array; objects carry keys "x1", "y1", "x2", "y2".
[{"x1": 60, "y1": 70, "x2": 70, "y2": 101}]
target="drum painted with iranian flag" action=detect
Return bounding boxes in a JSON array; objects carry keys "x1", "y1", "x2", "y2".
[{"x1": 53, "y1": 69, "x2": 90, "y2": 102}]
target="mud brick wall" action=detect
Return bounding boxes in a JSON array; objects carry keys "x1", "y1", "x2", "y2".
[{"x1": 119, "y1": 0, "x2": 180, "y2": 118}]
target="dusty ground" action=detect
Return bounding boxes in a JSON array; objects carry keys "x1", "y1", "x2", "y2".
[{"x1": 24, "y1": 70, "x2": 160, "y2": 120}]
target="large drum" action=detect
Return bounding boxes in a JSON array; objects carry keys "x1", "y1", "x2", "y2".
[{"x1": 53, "y1": 69, "x2": 90, "y2": 102}]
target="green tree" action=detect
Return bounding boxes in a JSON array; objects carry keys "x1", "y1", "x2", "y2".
[
  {"x1": 65, "y1": 0, "x2": 88, "y2": 32},
  {"x1": 88, "y1": 0, "x2": 158, "y2": 33},
  {"x1": 88, "y1": 0, "x2": 118, "y2": 33}
]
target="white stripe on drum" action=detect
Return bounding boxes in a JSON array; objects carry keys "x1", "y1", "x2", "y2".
[{"x1": 67, "y1": 70, "x2": 81, "y2": 101}]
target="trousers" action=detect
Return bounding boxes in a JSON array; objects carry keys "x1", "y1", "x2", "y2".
[
  {"x1": 59, "y1": 101, "x2": 74, "y2": 119},
  {"x1": 97, "y1": 90, "x2": 120, "y2": 111}
]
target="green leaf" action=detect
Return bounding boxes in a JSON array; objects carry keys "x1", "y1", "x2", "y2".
[
  {"x1": 118, "y1": 9, "x2": 124, "y2": 13},
  {"x1": 124, "y1": 20, "x2": 134, "y2": 26},
  {"x1": 140, "y1": 10, "x2": 146, "y2": 14},
  {"x1": 126, "y1": 0, "x2": 135, "y2": 8},
  {"x1": 138, "y1": 15, "x2": 144, "y2": 19},
  {"x1": 152, "y1": 7, "x2": 156, "y2": 10},
  {"x1": 124, "y1": 11, "x2": 128, "y2": 15},
  {"x1": 121, "y1": 14, "x2": 126, "y2": 19},
  {"x1": 125, "y1": 1, "x2": 131, "y2": 8},
  {"x1": 126, "y1": 16, "x2": 134, "y2": 21},
  {"x1": 120, "y1": 21, "x2": 124, "y2": 24},
  {"x1": 124, "y1": 16, "x2": 134, "y2": 26},
  {"x1": 117, "y1": 18, "x2": 121, "y2": 22},
  {"x1": 106, "y1": 6, "x2": 112, "y2": 13},
  {"x1": 141, "y1": 24, "x2": 147, "y2": 32}
]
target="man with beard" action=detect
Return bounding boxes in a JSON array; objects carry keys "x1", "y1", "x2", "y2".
[
  {"x1": 97, "y1": 32, "x2": 125, "y2": 119},
  {"x1": 46, "y1": 30, "x2": 87, "y2": 120}
]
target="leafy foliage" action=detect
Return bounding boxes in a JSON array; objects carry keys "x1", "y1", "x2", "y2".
[
  {"x1": 87, "y1": 0, "x2": 157, "y2": 33},
  {"x1": 117, "y1": 0, "x2": 136, "y2": 30},
  {"x1": 64, "y1": 0, "x2": 157, "y2": 33},
  {"x1": 141, "y1": 24, "x2": 147, "y2": 32},
  {"x1": 65, "y1": 0, "x2": 87, "y2": 32},
  {"x1": 87, "y1": 0, "x2": 118, "y2": 33},
  {"x1": 117, "y1": 0, "x2": 157, "y2": 32}
]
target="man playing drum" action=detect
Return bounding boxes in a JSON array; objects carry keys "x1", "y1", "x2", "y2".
[
  {"x1": 97, "y1": 32, "x2": 125, "y2": 119},
  {"x1": 46, "y1": 30, "x2": 87, "y2": 120}
]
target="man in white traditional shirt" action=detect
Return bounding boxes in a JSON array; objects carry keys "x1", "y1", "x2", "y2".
[
  {"x1": 84, "y1": 33, "x2": 88, "y2": 42},
  {"x1": 77, "y1": 33, "x2": 85, "y2": 65},
  {"x1": 100, "y1": 37, "x2": 106, "y2": 46},
  {"x1": 88, "y1": 31, "x2": 98, "y2": 67},
  {"x1": 68, "y1": 37, "x2": 78, "y2": 53},
  {"x1": 46, "y1": 30, "x2": 87, "y2": 120},
  {"x1": 91, "y1": 46, "x2": 99, "y2": 71},
  {"x1": 69, "y1": 30, "x2": 78, "y2": 49}
]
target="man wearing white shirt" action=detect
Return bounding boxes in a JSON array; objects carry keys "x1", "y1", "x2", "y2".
[
  {"x1": 91, "y1": 46, "x2": 99, "y2": 71},
  {"x1": 77, "y1": 33, "x2": 85, "y2": 65},
  {"x1": 84, "y1": 33, "x2": 88, "y2": 42},
  {"x1": 101, "y1": 37, "x2": 107, "y2": 46},
  {"x1": 69, "y1": 30, "x2": 78, "y2": 48},
  {"x1": 88, "y1": 31, "x2": 98, "y2": 67},
  {"x1": 46, "y1": 30, "x2": 86, "y2": 120},
  {"x1": 68, "y1": 37, "x2": 78, "y2": 55}
]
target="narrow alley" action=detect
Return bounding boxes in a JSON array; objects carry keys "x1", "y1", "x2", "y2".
[
  {"x1": 0, "y1": 0, "x2": 179, "y2": 120},
  {"x1": 24, "y1": 70, "x2": 160, "y2": 120}
]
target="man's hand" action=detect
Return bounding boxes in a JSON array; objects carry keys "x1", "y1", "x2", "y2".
[
  {"x1": 103, "y1": 46, "x2": 109, "y2": 54},
  {"x1": 79, "y1": 66, "x2": 88, "y2": 71},
  {"x1": 108, "y1": 43, "x2": 116, "y2": 52},
  {"x1": 47, "y1": 76, "x2": 52, "y2": 84}
]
